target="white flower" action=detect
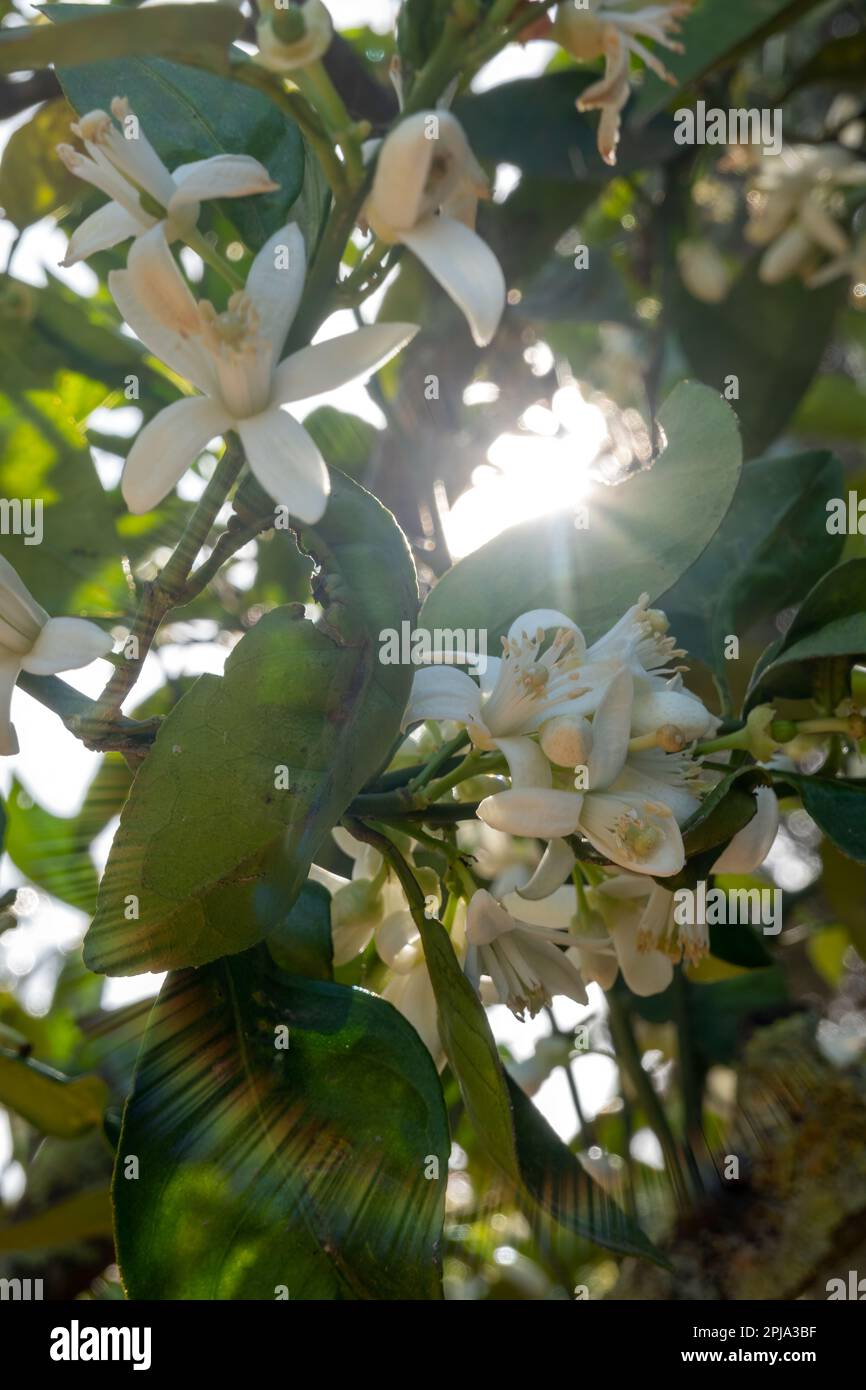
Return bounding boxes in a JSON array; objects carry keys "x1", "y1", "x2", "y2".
[
  {"x1": 710, "y1": 784, "x2": 779, "y2": 873},
  {"x1": 0, "y1": 557, "x2": 113, "y2": 756},
  {"x1": 364, "y1": 111, "x2": 506, "y2": 347},
  {"x1": 378, "y1": 903, "x2": 466, "y2": 1065},
  {"x1": 109, "y1": 224, "x2": 417, "y2": 517},
  {"x1": 478, "y1": 666, "x2": 697, "y2": 876},
  {"x1": 465, "y1": 888, "x2": 588, "y2": 1019},
  {"x1": 57, "y1": 97, "x2": 279, "y2": 266},
  {"x1": 746, "y1": 144, "x2": 866, "y2": 285},
  {"x1": 551, "y1": 1, "x2": 691, "y2": 166},
  {"x1": 807, "y1": 230, "x2": 866, "y2": 292},
  {"x1": 677, "y1": 238, "x2": 731, "y2": 303},
  {"x1": 255, "y1": 0, "x2": 333, "y2": 73},
  {"x1": 310, "y1": 828, "x2": 405, "y2": 966}
]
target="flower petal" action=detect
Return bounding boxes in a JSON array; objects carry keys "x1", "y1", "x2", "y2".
[
  {"x1": 712, "y1": 786, "x2": 779, "y2": 874},
  {"x1": 62, "y1": 200, "x2": 144, "y2": 266},
  {"x1": 403, "y1": 214, "x2": 506, "y2": 347},
  {"x1": 123, "y1": 397, "x2": 231, "y2": 513},
  {"x1": 587, "y1": 666, "x2": 634, "y2": 791},
  {"x1": 578, "y1": 791, "x2": 685, "y2": 877},
  {"x1": 630, "y1": 687, "x2": 714, "y2": 741},
  {"x1": 401, "y1": 664, "x2": 484, "y2": 732},
  {"x1": 507, "y1": 609, "x2": 582, "y2": 646},
  {"x1": 466, "y1": 889, "x2": 515, "y2": 947},
  {"x1": 520, "y1": 935, "x2": 588, "y2": 1006},
  {"x1": 0, "y1": 555, "x2": 48, "y2": 646},
  {"x1": 493, "y1": 734, "x2": 552, "y2": 789},
  {"x1": 126, "y1": 224, "x2": 202, "y2": 336},
  {"x1": 366, "y1": 112, "x2": 438, "y2": 237},
  {"x1": 246, "y1": 222, "x2": 306, "y2": 363},
  {"x1": 479, "y1": 787, "x2": 583, "y2": 838},
  {"x1": 516, "y1": 837, "x2": 576, "y2": 900},
  {"x1": 237, "y1": 407, "x2": 329, "y2": 523},
  {"x1": 610, "y1": 918, "x2": 674, "y2": 997},
  {"x1": 0, "y1": 652, "x2": 22, "y2": 756},
  {"x1": 273, "y1": 322, "x2": 418, "y2": 404},
  {"x1": 169, "y1": 155, "x2": 279, "y2": 210},
  {"x1": 22, "y1": 618, "x2": 112, "y2": 676},
  {"x1": 108, "y1": 268, "x2": 216, "y2": 395}
]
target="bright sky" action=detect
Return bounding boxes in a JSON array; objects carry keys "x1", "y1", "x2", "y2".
[{"x1": 0, "y1": 1, "x2": 622, "y2": 1149}]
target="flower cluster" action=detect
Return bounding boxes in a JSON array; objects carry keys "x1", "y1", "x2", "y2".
[{"x1": 746, "y1": 144, "x2": 866, "y2": 287}]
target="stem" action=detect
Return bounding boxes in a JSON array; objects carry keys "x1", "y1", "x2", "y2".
[
  {"x1": 671, "y1": 970, "x2": 706, "y2": 1198},
  {"x1": 607, "y1": 990, "x2": 691, "y2": 1211},
  {"x1": 425, "y1": 749, "x2": 507, "y2": 802},
  {"x1": 15, "y1": 673, "x2": 160, "y2": 753},
  {"x1": 292, "y1": 60, "x2": 364, "y2": 184},
  {"x1": 408, "y1": 731, "x2": 472, "y2": 793},
  {"x1": 96, "y1": 442, "x2": 244, "y2": 715}
]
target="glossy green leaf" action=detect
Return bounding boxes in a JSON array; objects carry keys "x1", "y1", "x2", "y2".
[
  {"x1": 0, "y1": 100, "x2": 82, "y2": 231},
  {"x1": 420, "y1": 381, "x2": 741, "y2": 646},
  {"x1": 687, "y1": 968, "x2": 789, "y2": 1067},
  {"x1": 747, "y1": 559, "x2": 866, "y2": 703},
  {"x1": 85, "y1": 472, "x2": 418, "y2": 976},
  {"x1": 0, "y1": 1050, "x2": 108, "y2": 1139},
  {"x1": 673, "y1": 260, "x2": 845, "y2": 458},
  {"x1": 265, "y1": 880, "x2": 334, "y2": 982},
  {"x1": 661, "y1": 450, "x2": 843, "y2": 686},
  {"x1": 2, "y1": 3, "x2": 242, "y2": 74},
  {"x1": 114, "y1": 950, "x2": 449, "y2": 1299}
]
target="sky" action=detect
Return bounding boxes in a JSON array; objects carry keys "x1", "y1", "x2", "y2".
[{"x1": 0, "y1": 0, "x2": 631, "y2": 1152}]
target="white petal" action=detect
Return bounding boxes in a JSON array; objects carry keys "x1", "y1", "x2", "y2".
[
  {"x1": 273, "y1": 322, "x2": 418, "y2": 404},
  {"x1": 366, "y1": 112, "x2": 438, "y2": 237},
  {"x1": 246, "y1": 223, "x2": 307, "y2": 363},
  {"x1": 478, "y1": 787, "x2": 583, "y2": 838},
  {"x1": 62, "y1": 200, "x2": 144, "y2": 266},
  {"x1": 517, "y1": 837, "x2": 576, "y2": 900},
  {"x1": 493, "y1": 735, "x2": 552, "y2": 789},
  {"x1": 712, "y1": 786, "x2": 780, "y2": 874},
  {"x1": 169, "y1": 155, "x2": 279, "y2": 210},
  {"x1": 21, "y1": 618, "x2": 112, "y2": 676},
  {"x1": 466, "y1": 889, "x2": 515, "y2": 947},
  {"x1": 403, "y1": 215, "x2": 506, "y2": 347},
  {"x1": 520, "y1": 935, "x2": 588, "y2": 1006},
  {"x1": 123, "y1": 397, "x2": 231, "y2": 513},
  {"x1": 308, "y1": 863, "x2": 349, "y2": 894},
  {"x1": 237, "y1": 407, "x2": 330, "y2": 523},
  {"x1": 108, "y1": 268, "x2": 216, "y2": 395},
  {"x1": 587, "y1": 666, "x2": 634, "y2": 790},
  {"x1": 612, "y1": 761, "x2": 701, "y2": 826},
  {"x1": 630, "y1": 688, "x2": 714, "y2": 741},
  {"x1": 610, "y1": 919, "x2": 674, "y2": 997},
  {"x1": 507, "y1": 609, "x2": 582, "y2": 646},
  {"x1": 126, "y1": 224, "x2": 202, "y2": 336},
  {"x1": 0, "y1": 652, "x2": 22, "y2": 756},
  {"x1": 477, "y1": 654, "x2": 501, "y2": 699},
  {"x1": 573, "y1": 941, "x2": 619, "y2": 991},
  {"x1": 503, "y1": 884, "x2": 575, "y2": 929},
  {"x1": 56, "y1": 143, "x2": 147, "y2": 222},
  {"x1": 382, "y1": 964, "x2": 441, "y2": 1061},
  {"x1": 401, "y1": 664, "x2": 483, "y2": 730},
  {"x1": 375, "y1": 911, "x2": 421, "y2": 972},
  {"x1": 0, "y1": 555, "x2": 48, "y2": 644}
]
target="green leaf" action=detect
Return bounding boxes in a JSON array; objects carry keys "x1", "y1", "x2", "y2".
[
  {"x1": 420, "y1": 380, "x2": 741, "y2": 646},
  {"x1": 397, "y1": 0, "x2": 451, "y2": 70},
  {"x1": 785, "y1": 30, "x2": 866, "y2": 93},
  {"x1": 0, "y1": 1050, "x2": 108, "y2": 1138},
  {"x1": 821, "y1": 842, "x2": 866, "y2": 960},
  {"x1": 455, "y1": 72, "x2": 675, "y2": 182},
  {"x1": 4, "y1": 780, "x2": 98, "y2": 913},
  {"x1": 1, "y1": 3, "x2": 243, "y2": 74},
  {"x1": 414, "y1": 913, "x2": 660, "y2": 1261},
  {"x1": 265, "y1": 880, "x2": 334, "y2": 982},
  {"x1": 0, "y1": 100, "x2": 82, "y2": 231},
  {"x1": 303, "y1": 406, "x2": 379, "y2": 480},
  {"x1": 114, "y1": 950, "x2": 449, "y2": 1299},
  {"x1": 794, "y1": 373, "x2": 866, "y2": 442},
  {"x1": 52, "y1": 7, "x2": 305, "y2": 251},
  {"x1": 747, "y1": 559, "x2": 866, "y2": 703},
  {"x1": 672, "y1": 260, "x2": 845, "y2": 458},
  {"x1": 631, "y1": 0, "x2": 824, "y2": 119},
  {"x1": 661, "y1": 450, "x2": 844, "y2": 687},
  {"x1": 505, "y1": 1075, "x2": 667, "y2": 1264},
  {"x1": 84, "y1": 472, "x2": 418, "y2": 976},
  {"x1": 0, "y1": 1187, "x2": 112, "y2": 1254},
  {"x1": 774, "y1": 773, "x2": 866, "y2": 864}
]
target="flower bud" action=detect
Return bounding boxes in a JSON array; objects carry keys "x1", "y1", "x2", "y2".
[
  {"x1": 631, "y1": 689, "x2": 714, "y2": 742},
  {"x1": 255, "y1": 0, "x2": 333, "y2": 73},
  {"x1": 540, "y1": 715, "x2": 593, "y2": 768},
  {"x1": 745, "y1": 704, "x2": 780, "y2": 762}
]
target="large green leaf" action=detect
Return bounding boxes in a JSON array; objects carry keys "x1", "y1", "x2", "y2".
[
  {"x1": 1, "y1": 3, "x2": 242, "y2": 74},
  {"x1": 747, "y1": 559, "x2": 866, "y2": 704},
  {"x1": 113, "y1": 950, "x2": 449, "y2": 1299},
  {"x1": 420, "y1": 381, "x2": 741, "y2": 646},
  {"x1": 52, "y1": 6, "x2": 306, "y2": 251},
  {"x1": 84, "y1": 472, "x2": 418, "y2": 976},
  {"x1": 661, "y1": 450, "x2": 844, "y2": 687},
  {"x1": 672, "y1": 260, "x2": 845, "y2": 457},
  {"x1": 0, "y1": 1050, "x2": 108, "y2": 1139},
  {"x1": 0, "y1": 100, "x2": 81, "y2": 231}
]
